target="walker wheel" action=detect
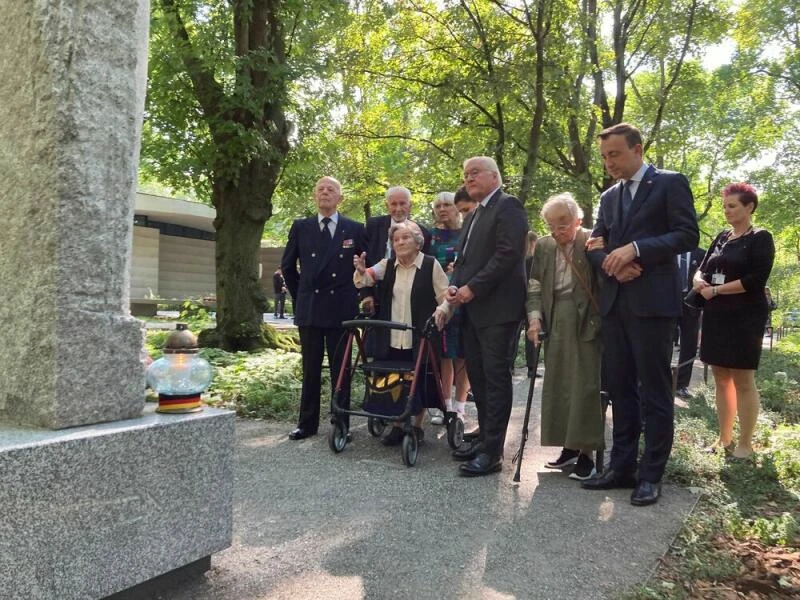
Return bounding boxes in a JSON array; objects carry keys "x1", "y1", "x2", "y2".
[
  {"x1": 447, "y1": 416, "x2": 465, "y2": 449},
  {"x1": 328, "y1": 421, "x2": 348, "y2": 453},
  {"x1": 367, "y1": 417, "x2": 386, "y2": 437},
  {"x1": 401, "y1": 431, "x2": 418, "y2": 467}
]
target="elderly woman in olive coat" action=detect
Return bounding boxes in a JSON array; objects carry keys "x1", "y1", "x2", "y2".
[{"x1": 526, "y1": 192, "x2": 604, "y2": 480}]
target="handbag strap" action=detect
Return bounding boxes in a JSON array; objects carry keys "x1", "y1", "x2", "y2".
[{"x1": 558, "y1": 244, "x2": 600, "y2": 314}]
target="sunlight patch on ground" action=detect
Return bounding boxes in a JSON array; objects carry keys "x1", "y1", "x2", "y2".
[
  {"x1": 260, "y1": 572, "x2": 365, "y2": 599},
  {"x1": 242, "y1": 435, "x2": 288, "y2": 449},
  {"x1": 598, "y1": 497, "x2": 616, "y2": 522}
]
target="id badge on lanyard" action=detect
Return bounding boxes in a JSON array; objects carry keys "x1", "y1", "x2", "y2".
[{"x1": 711, "y1": 272, "x2": 725, "y2": 285}]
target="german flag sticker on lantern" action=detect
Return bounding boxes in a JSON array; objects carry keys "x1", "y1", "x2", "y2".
[{"x1": 146, "y1": 323, "x2": 213, "y2": 413}]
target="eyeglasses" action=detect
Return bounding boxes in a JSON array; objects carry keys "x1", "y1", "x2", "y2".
[
  {"x1": 546, "y1": 223, "x2": 572, "y2": 233},
  {"x1": 463, "y1": 169, "x2": 487, "y2": 181}
]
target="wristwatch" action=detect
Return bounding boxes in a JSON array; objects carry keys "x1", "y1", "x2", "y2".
[{"x1": 712, "y1": 286, "x2": 719, "y2": 297}]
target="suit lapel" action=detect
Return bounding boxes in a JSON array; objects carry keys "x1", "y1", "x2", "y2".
[
  {"x1": 539, "y1": 239, "x2": 557, "y2": 328},
  {"x1": 459, "y1": 190, "x2": 499, "y2": 261},
  {"x1": 470, "y1": 189, "x2": 501, "y2": 241}
]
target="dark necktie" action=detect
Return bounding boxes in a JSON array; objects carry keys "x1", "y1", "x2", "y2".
[
  {"x1": 320, "y1": 217, "x2": 333, "y2": 245},
  {"x1": 461, "y1": 205, "x2": 482, "y2": 256},
  {"x1": 621, "y1": 180, "x2": 634, "y2": 221}
]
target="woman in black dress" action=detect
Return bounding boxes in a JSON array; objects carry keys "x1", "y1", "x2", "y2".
[{"x1": 692, "y1": 183, "x2": 775, "y2": 459}]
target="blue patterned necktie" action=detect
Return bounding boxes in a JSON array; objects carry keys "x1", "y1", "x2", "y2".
[{"x1": 621, "y1": 181, "x2": 634, "y2": 220}]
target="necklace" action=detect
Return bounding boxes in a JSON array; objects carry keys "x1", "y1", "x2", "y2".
[
  {"x1": 714, "y1": 225, "x2": 753, "y2": 257},
  {"x1": 727, "y1": 225, "x2": 753, "y2": 240}
]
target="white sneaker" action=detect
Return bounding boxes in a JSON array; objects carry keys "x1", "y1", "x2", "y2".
[{"x1": 428, "y1": 408, "x2": 445, "y2": 426}]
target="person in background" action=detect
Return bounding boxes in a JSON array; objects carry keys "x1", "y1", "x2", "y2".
[
  {"x1": 583, "y1": 122, "x2": 698, "y2": 506},
  {"x1": 527, "y1": 193, "x2": 603, "y2": 481},
  {"x1": 447, "y1": 156, "x2": 528, "y2": 477},
  {"x1": 360, "y1": 186, "x2": 432, "y2": 316},
  {"x1": 353, "y1": 221, "x2": 451, "y2": 445},
  {"x1": 674, "y1": 246, "x2": 706, "y2": 398},
  {"x1": 281, "y1": 176, "x2": 364, "y2": 441},
  {"x1": 272, "y1": 268, "x2": 287, "y2": 319},
  {"x1": 454, "y1": 185, "x2": 478, "y2": 218},
  {"x1": 454, "y1": 184, "x2": 481, "y2": 439},
  {"x1": 693, "y1": 183, "x2": 775, "y2": 460},
  {"x1": 428, "y1": 192, "x2": 471, "y2": 426}
]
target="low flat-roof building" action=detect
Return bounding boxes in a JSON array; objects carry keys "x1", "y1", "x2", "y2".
[{"x1": 131, "y1": 193, "x2": 283, "y2": 315}]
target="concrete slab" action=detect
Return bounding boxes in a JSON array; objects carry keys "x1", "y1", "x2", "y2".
[
  {"x1": 158, "y1": 371, "x2": 696, "y2": 600},
  {"x1": 0, "y1": 405, "x2": 234, "y2": 600}
]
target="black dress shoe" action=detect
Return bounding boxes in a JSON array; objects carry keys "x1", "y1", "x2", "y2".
[
  {"x1": 452, "y1": 440, "x2": 483, "y2": 461},
  {"x1": 459, "y1": 453, "x2": 503, "y2": 477},
  {"x1": 580, "y1": 468, "x2": 637, "y2": 490},
  {"x1": 288, "y1": 428, "x2": 315, "y2": 440},
  {"x1": 676, "y1": 387, "x2": 691, "y2": 399},
  {"x1": 631, "y1": 480, "x2": 662, "y2": 506}
]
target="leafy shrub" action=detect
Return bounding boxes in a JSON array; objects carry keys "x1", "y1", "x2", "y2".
[
  {"x1": 204, "y1": 349, "x2": 302, "y2": 420},
  {"x1": 770, "y1": 425, "x2": 800, "y2": 493},
  {"x1": 178, "y1": 300, "x2": 213, "y2": 327},
  {"x1": 145, "y1": 330, "x2": 170, "y2": 360}
]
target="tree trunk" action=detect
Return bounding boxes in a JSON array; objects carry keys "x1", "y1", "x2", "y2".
[
  {"x1": 517, "y1": 0, "x2": 549, "y2": 207},
  {"x1": 212, "y1": 163, "x2": 274, "y2": 352}
]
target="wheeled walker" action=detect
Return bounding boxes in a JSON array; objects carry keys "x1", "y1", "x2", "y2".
[{"x1": 328, "y1": 317, "x2": 464, "y2": 466}]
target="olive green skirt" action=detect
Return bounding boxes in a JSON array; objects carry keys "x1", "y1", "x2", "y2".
[{"x1": 540, "y1": 294, "x2": 603, "y2": 449}]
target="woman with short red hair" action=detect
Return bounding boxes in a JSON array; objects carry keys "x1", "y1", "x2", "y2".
[{"x1": 692, "y1": 183, "x2": 775, "y2": 459}]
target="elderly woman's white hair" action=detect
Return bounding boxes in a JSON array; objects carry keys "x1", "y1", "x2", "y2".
[
  {"x1": 540, "y1": 192, "x2": 584, "y2": 221},
  {"x1": 432, "y1": 191, "x2": 455, "y2": 207},
  {"x1": 388, "y1": 220, "x2": 425, "y2": 249}
]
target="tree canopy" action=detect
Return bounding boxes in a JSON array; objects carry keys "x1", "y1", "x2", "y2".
[{"x1": 141, "y1": 0, "x2": 800, "y2": 327}]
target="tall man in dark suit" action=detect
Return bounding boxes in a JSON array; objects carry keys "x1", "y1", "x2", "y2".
[
  {"x1": 582, "y1": 123, "x2": 699, "y2": 505},
  {"x1": 447, "y1": 156, "x2": 528, "y2": 477},
  {"x1": 281, "y1": 176, "x2": 364, "y2": 440},
  {"x1": 675, "y1": 247, "x2": 706, "y2": 398},
  {"x1": 360, "y1": 186, "x2": 432, "y2": 314}
]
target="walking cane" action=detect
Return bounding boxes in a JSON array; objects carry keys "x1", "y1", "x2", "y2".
[{"x1": 512, "y1": 331, "x2": 546, "y2": 483}]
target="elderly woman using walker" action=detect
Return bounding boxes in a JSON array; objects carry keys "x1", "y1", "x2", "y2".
[{"x1": 353, "y1": 220, "x2": 451, "y2": 446}]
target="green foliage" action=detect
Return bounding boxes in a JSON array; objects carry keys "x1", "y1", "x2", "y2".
[
  {"x1": 145, "y1": 330, "x2": 171, "y2": 360},
  {"x1": 178, "y1": 300, "x2": 214, "y2": 327},
  {"x1": 757, "y1": 334, "x2": 800, "y2": 423},
  {"x1": 633, "y1": 341, "x2": 800, "y2": 597},
  {"x1": 204, "y1": 348, "x2": 303, "y2": 420}
]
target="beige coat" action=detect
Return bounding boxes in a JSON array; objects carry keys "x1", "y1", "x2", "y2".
[{"x1": 526, "y1": 227, "x2": 600, "y2": 341}]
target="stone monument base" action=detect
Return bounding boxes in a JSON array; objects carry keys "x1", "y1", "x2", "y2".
[{"x1": 0, "y1": 405, "x2": 234, "y2": 600}]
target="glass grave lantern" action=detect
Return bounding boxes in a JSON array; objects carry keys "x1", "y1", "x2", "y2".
[{"x1": 147, "y1": 323, "x2": 213, "y2": 413}]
